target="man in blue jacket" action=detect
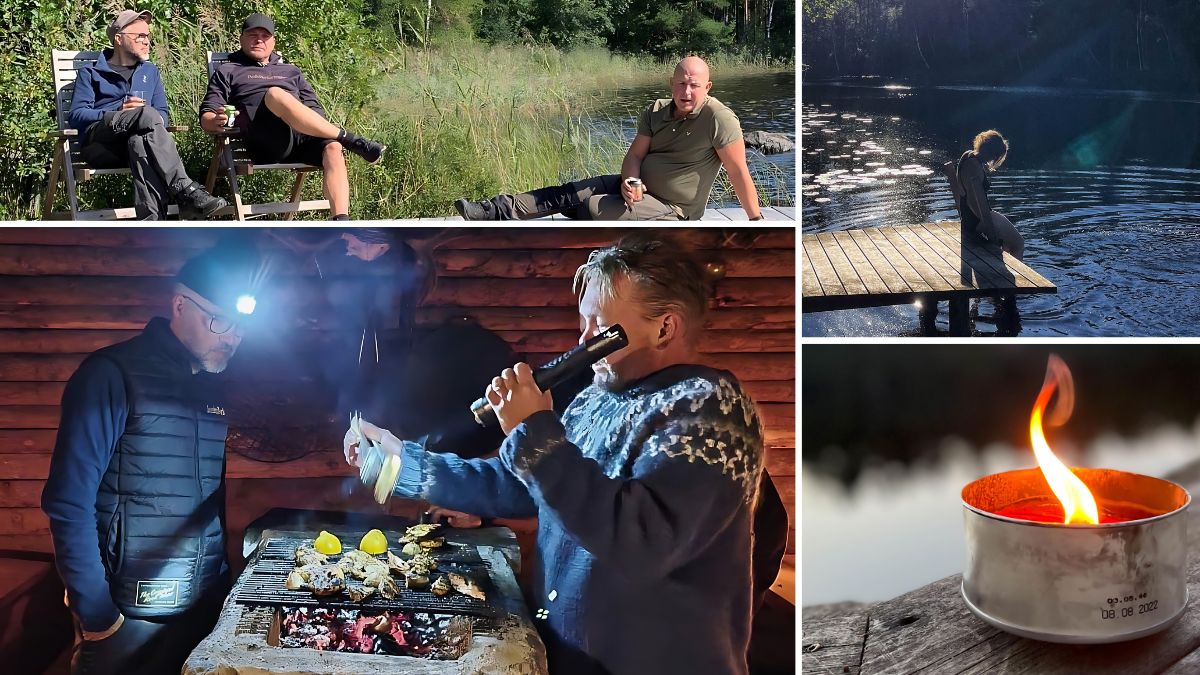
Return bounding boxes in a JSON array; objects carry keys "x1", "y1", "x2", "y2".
[
  {"x1": 41, "y1": 244, "x2": 263, "y2": 675},
  {"x1": 68, "y1": 9, "x2": 226, "y2": 219}
]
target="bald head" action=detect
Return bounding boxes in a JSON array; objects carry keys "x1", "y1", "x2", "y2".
[
  {"x1": 674, "y1": 56, "x2": 711, "y2": 83},
  {"x1": 670, "y1": 56, "x2": 713, "y2": 118}
]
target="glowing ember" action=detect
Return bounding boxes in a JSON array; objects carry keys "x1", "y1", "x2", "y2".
[
  {"x1": 994, "y1": 498, "x2": 1159, "y2": 524},
  {"x1": 1028, "y1": 355, "x2": 1099, "y2": 525}
]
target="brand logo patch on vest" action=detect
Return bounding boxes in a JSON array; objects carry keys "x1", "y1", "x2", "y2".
[
  {"x1": 206, "y1": 405, "x2": 226, "y2": 415},
  {"x1": 135, "y1": 580, "x2": 180, "y2": 607}
]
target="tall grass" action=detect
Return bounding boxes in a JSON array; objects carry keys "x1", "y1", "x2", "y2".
[{"x1": 16, "y1": 27, "x2": 789, "y2": 219}]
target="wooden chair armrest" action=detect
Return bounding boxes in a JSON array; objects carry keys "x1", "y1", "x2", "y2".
[
  {"x1": 166, "y1": 125, "x2": 189, "y2": 133},
  {"x1": 46, "y1": 129, "x2": 79, "y2": 139}
]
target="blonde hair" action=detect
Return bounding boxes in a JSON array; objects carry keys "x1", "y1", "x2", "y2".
[
  {"x1": 973, "y1": 129, "x2": 1009, "y2": 171},
  {"x1": 572, "y1": 231, "x2": 709, "y2": 342}
]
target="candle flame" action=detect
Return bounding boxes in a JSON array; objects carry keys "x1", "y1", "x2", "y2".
[{"x1": 1030, "y1": 355, "x2": 1099, "y2": 525}]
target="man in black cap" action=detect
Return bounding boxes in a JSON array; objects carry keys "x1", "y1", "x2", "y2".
[
  {"x1": 199, "y1": 13, "x2": 387, "y2": 220},
  {"x1": 41, "y1": 244, "x2": 265, "y2": 674},
  {"x1": 67, "y1": 8, "x2": 227, "y2": 219}
]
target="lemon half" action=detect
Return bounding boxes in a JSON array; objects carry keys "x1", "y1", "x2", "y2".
[
  {"x1": 359, "y1": 529, "x2": 388, "y2": 555},
  {"x1": 314, "y1": 530, "x2": 342, "y2": 555}
]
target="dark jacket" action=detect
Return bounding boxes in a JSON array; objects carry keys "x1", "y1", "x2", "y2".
[
  {"x1": 42, "y1": 318, "x2": 230, "y2": 630},
  {"x1": 199, "y1": 50, "x2": 325, "y2": 131},
  {"x1": 67, "y1": 48, "x2": 169, "y2": 131}
]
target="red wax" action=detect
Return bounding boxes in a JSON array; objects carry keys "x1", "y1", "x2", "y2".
[{"x1": 993, "y1": 499, "x2": 1162, "y2": 524}]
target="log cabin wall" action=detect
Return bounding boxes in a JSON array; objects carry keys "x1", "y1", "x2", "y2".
[{"x1": 0, "y1": 226, "x2": 795, "y2": 566}]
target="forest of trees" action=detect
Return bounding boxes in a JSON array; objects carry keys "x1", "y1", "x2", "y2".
[
  {"x1": 364, "y1": 0, "x2": 794, "y2": 60},
  {"x1": 803, "y1": 0, "x2": 1200, "y2": 91}
]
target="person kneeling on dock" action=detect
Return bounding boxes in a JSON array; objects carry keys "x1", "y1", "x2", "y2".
[
  {"x1": 454, "y1": 56, "x2": 765, "y2": 221},
  {"x1": 199, "y1": 13, "x2": 387, "y2": 221}
]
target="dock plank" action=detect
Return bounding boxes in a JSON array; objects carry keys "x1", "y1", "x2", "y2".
[
  {"x1": 910, "y1": 224, "x2": 1015, "y2": 291},
  {"x1": 889, "y1": 226, "x2": 976, "y2": 291},
  {"x1": 861, "y1": 227, "x2": 932, "y2": 293},
  {"x1": 931, "y1": 222, "x2": 1055, "y2": 289},
  {"x1": 876, "y1": 227, "x2": 955, "y2": 293},
  {"x1": 801, "y1": 247, "x2": 823, "y2": 298},
  {"x1": 802, "y1": 223, "x2": 1057, "y2": 315},
  {"x1": 814, "y1": 233, "x2": 868, "y2": 295},
  {"x1": 831, "y1": 231, "x2": 891, "y2": 295},
  {"x1": 804, "y1": 238, "x2": 847, "y2": 297},
  {"x1": 922, "y1": 222, "x2": 1038, "y2": 290},
  {"x1": 846, "y1": 229, "x2": 911, "y2": 294}
]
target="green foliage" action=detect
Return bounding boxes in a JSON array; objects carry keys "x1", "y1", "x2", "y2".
[
  {"x1": 802, "y1": 0, "x2": 1200, "y2": 90},
  {"x1": 1, "y1": 0, "x2": 792, "y2": 218}
]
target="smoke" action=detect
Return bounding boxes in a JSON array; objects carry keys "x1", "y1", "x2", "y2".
[{"x1": 1042, "y1": 353, "x2": 1075, "y2": 428}]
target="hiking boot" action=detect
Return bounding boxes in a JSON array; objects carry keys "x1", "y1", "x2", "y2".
[
  {"x1": 454, "y1": 198, "x2": 500, "y2": 220},
  {"x1": 174, "y1": 182, "x2": 227, "y2": 220},
  {"x1": 340, "y1": 132, "x2": 386, "y2": 164}
]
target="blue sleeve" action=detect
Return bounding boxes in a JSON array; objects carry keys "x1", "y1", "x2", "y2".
[
  {"x1": 41, "y1": 355, "x2": 128, "y2": 632},
  {"x1": 67, "y1": 68, "x2": 104, "y2": 131},
  {"x1": 499, "y1": 393, "x2": 763, "y2": 581},
  {"x1": 150, "y1": 65, "x2": 169, "y2": 126},
  {"x1": 392, "y1": 441, "x2": 536, "y2": 519}
]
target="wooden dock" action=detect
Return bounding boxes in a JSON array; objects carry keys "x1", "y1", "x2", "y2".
[
  {"x1": 802, "y1": 222, "x2": 1056, "y2": 332},
  {"x1": 802, "y1": 460, "x2": 1200, "y2": 675},
  {"x1": 419, "y1": 206, "x2": 796, "y2": 221}
]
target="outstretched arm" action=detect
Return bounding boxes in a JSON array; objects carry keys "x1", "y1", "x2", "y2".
[
  {"x1": 716, "y1": 138, "x2": 763, "y2": 220},
  {"x1": 346, "y1": 422, "x2": 536, "y2": 518}
]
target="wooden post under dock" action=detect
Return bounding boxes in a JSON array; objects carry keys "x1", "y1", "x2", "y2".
[
  {"x1": 802, "y1": 222, "x2": 1057, "y2": 335},
  {"x1": 802, "y1": 459, "x2": 1200, "y2": 675}
]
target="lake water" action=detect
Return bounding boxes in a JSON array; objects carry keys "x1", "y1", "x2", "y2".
[
  {"x1": 803, "y1": 420, "x2": 1200, "y2": 607},
  {"x1": 588, "y1": 71, "x2": 797, "y2": 208},
  {"x1": 801, "y1": 81, "x2": 1200, "y2": 336}
]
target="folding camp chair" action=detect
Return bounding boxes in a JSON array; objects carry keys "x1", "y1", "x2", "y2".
[
  {"x1": 203, "y1": 51, "x2": 330, "y2": 220},
  {"x1": 42, "y1": 49, "x2": 187, "y2": 220}
]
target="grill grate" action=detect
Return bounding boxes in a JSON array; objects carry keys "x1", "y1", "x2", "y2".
[{"x1": 233, "y1": 537, "x2": 502, "y2": 619}]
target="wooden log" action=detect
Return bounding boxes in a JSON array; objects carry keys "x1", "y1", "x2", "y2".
[
  {"x1": 766, "y1": 447, "x2": 795, "y2": 477},
  {"x1": 0, "y1": 480, "x2": 44, "y2": 508},
  {"x1": 0, "y1": 305, "x2": 159, "y2": 329},
  {"x1": 0, "y1": 507, "x2": 49, "y2": 536},
  {"x1": 0, "y1": 406, "x2": 58, "y2": 428},
  {"x1": 742, "y1": 380, "x2": 795, "y2": 404},
  {"x1": 0, "y1": 276, "x2": 794, "y2": 309},
  {"x1": 0, "y1": 355, "x2": 83, "y2": 382},
  {"x1": 496, "y1": 329, "x2": 794, "y2": 354},
  {"x1": 0, "y1": 382, "x2": 65, "y2": 406},
  {"x1": 0, "y1": 246, "x2": 796, "y2": 280},
  {"x1": 0, "y1": 305, "x2": 795, "y2": 332},
  {"x1": 0, "y1": 227, "x2": 794, "y2": 251},
  {"x1": 0, "y1": 329, "x2": 138, "y2": 353},
  {"x1": 0, "y1": 350, "x2": 794, "y2": 384},
  {"x1": 0, "y1": 327, "x2": 792, "y2": 357},
  {"x1": 0, "y1": 429, "x2": 56, "y2": 453}
]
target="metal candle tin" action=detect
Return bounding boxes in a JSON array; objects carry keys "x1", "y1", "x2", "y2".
[{"x1": 961, "y1": 468, "x2": 1191, "y2": 643}]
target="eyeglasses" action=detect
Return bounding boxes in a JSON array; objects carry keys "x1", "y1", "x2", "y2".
[
  {"x1": 119, "y1": 32, "x2": 151, "y2": 43},
  {"x1": 182, "y1": 295, "x2": 244, "y2": 336}
]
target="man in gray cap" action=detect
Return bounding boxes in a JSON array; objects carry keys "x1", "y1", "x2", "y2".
[
  {"x1": 200, "y1": 12, "x2": 387, "y2": 220},
  {"x1": 42, "y1": 243, "x2": 264, "y2": 674},
  {"x1": 67, "y1": 9, "x2": 227, "y2": 219}
]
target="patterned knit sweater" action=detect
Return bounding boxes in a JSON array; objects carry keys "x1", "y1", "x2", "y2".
[{"x1": 393, "y1": 364, "x2": 765, "y2": 675}]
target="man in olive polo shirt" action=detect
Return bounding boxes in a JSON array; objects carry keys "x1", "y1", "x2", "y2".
[{"x1": 454, "y1": 56, "x2": 765, "y2": 221}]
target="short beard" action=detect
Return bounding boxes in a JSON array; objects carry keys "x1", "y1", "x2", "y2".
[{"x1": 592, "y1": 361, "x2": 620, "y2": 392}]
